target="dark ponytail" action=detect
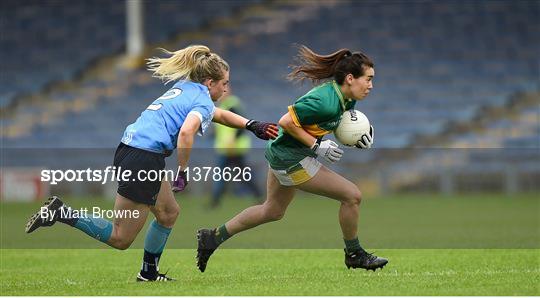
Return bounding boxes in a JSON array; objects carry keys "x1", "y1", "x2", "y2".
[{"x1": 287, "y1": 45, "x2": 374, "y2": 85}]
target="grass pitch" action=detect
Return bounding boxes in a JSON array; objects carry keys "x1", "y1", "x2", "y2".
[
  {"x1": 1, "y1": 193, "x2": 539, "y2": 295},
  {"x1": 1, "y1": 249, "x2": 538, "y2": 295},
  {"x1": 2, "y1": 193, "x2": 538, "y2": 249}
]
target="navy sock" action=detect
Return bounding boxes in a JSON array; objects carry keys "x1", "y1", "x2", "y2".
[
  {"x1": 214, "y1": 224, "x2": 231, "y2": 245},
  {"x1": 141, "y1": 250, "x2": 162, "y2": 279},
  {"x1": 344, "y1": 237, "x2": 363, "y2": 254},
  {"x1": 56, "y1": 206, "x2": 78, "y2": 226},
  {"x1": 140, "y1": 220, "x2": 172, "y2": 278}
]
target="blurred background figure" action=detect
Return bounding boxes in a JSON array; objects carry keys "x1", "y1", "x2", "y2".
[{"x1": 212, "y1": 89, "x2": 262, "y2": 208}]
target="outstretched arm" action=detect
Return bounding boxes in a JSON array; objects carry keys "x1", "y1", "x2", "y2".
[
  {"x1": 212, "y1": 107, "x2": 249, "y2": 128},
  {"x1": 213, "y1": 107, "x2": 279, "y2": 140}
]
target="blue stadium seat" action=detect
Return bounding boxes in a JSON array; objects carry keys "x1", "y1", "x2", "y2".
[{"x1": 2, "y1": 0, "x2": 538, "y2": 170}]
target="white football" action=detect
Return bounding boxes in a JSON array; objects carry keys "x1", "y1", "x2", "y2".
[{"x1": 334, "y1": 109, "x2": 371, "y2": 146}]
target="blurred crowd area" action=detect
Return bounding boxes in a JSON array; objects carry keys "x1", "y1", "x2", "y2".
[{"x1": 1, "y1": 0, "x2": 539, "y2": 199}]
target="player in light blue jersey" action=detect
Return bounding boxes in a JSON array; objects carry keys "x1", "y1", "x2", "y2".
[
  {"x1": 121, "y1": 78, "x2": 216, "y2": 155},
  {"x1": 25, "y1": 45, "x2": 278, "y2": 282}
]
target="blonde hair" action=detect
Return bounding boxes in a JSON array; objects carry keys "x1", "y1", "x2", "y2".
[{"x1": 147, "y1": 45, "x2": 229, "y2": 84}]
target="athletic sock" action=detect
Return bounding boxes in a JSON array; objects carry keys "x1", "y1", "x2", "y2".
[
  {"x1": 52, "y1": 204, "x2": 112, "y2": 243},
  {"x1": 56, "y1": 205, "x2": 79, "y2": 226},
  {"x1": 344, "y1": 237, "x2": 363, "y2": 254},
  {"x1": 141, "y1": 250, "x2": 161, "y2": 279},
  {"x1": 213, "y1": 224, "x2": 231, "y2": 245},
  {"x1": 140, "y1": 220, "x2": 172, "y2": 279},
  {"x1": 72, "y1": 216, "x2": 113, "y2": 243}
]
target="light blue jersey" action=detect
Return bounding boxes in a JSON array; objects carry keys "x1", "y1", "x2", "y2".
[{"x1": 121, "y1": 80, "x2": 215, "y2": 154}]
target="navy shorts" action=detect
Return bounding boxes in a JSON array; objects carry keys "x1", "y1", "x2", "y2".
[{"x1": 113, "y1": 143, "x2": 166, "y2": 206}]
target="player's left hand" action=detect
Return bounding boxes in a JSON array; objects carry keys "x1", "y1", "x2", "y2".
[
  {"x1": 356, "y1": 125, "x2": 374, "y2": 149},
  {"x1": 246, "y1": 119, "x2": 279, "y2": 140},
  {"x1": 172, "y1": 169, "x2": 188, "y2": 192}
]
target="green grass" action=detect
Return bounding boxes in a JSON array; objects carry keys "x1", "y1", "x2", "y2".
[
  {"x1": 2, "y1": 193, "x2": 539, "y2": 249},
  {"x1": 1, "y1": 193, "x2": 539, "y2": 295},
  {"x1": 1, "y1": 249, "x2": 538, "y2": 295}
]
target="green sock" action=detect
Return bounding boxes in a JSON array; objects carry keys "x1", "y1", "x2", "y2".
[
  {"x1": 214, "y1": 224, "x2": 231, "y2": 245},
  {"x1": 344, "y1": 237, "x2": 363, "y2": 253}
]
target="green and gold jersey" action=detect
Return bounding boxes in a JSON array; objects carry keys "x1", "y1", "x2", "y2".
[{"x1": 265, "y1": 80, "x2": 356, "y2": 170}]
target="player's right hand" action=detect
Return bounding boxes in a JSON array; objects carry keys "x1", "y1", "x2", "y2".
[
  {"x1": 246, "y1": 120, "x2": 279, "y2": 140},
  {"x1": 313, "y1": 139, "x2": 343, "y2": 163},
  {"x1": 356, "y1": 125, "x2": 374, "y2": 149}
]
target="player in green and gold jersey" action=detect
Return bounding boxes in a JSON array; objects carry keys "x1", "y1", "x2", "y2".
[{"x1": 197, "y1": 45, "x2": 388, "y2": 271}]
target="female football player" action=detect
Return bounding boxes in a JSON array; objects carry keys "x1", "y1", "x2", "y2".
[
  {"x1": 25, "y1": 45, "x2": 278, "y2": 281},
  {"x1": 197, "y1": 45, "x2": 388, "y2": 272}
]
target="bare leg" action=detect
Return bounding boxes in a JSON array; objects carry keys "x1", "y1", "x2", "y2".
[
  {"x1": 137, "y1": 180, "x2": 179, "y2": 280},
  {"x1": 296, "y1": 165, "x2": 362, "y2": 240},
  {"x1": 107, "y1": 194, "x2": 150, "y2": 250},
  {"x1": 225, "y1": 168, "x2": 296, "y2": 235},
  {"x1": 150, "y1": 180, "x2": 180, "y2": 228},
  {"x1": 297, "y1": 166, "x2": 389, "y2": 269}
]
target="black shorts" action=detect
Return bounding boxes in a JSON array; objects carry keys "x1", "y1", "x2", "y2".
[{"x1": 113, "y1": 143, "x2": 166, "y2": 206}]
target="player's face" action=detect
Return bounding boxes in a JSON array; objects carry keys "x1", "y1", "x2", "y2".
[
  {"x1": 347, "y1": 67, "x2": 374, "y2": 100},
  {"x1": 207, "y1": 70, "x2": 230, "y2": 101}
]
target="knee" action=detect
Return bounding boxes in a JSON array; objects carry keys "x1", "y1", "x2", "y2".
[
  {"x1": 262, "y1": 206, "x2": 286, "y2": 222},
  {"x1": 114, "y1": 240, "x2": 133, "y2": 250},
  {"x1": 343, "y1": 188, "x2": 362, "y2": 206},
  {"x1": 108, "y1": 234, "x2": 134, "y2": 250},
  {"x1": 155, "y1": 204, "x2": 180, "y2": 227}
]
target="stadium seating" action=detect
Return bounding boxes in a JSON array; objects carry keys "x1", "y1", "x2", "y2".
[
  {"x1": 217, "y1": 0, "x2": 539, "y2": 148},
  {"x1": 378, "y1": 103, "x2": 540, "y2": 192},
  {"x1": 2, "y1": 0, "x2": 538, "y2": 172},
  {"x1": 0, "y1": 1, "x2": 123, "y2": 101},
  {"x1": 0, "y1": 0, "x2": 259, "y2": 108}
]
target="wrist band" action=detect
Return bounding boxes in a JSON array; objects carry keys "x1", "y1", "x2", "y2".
[{"x1": 311, "y1": 138, "x2": 322, "y2": 151}]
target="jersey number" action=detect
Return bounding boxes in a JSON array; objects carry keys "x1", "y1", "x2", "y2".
[{"x1": 146, "y1": 88, "x2": 182, "y2": 111}]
